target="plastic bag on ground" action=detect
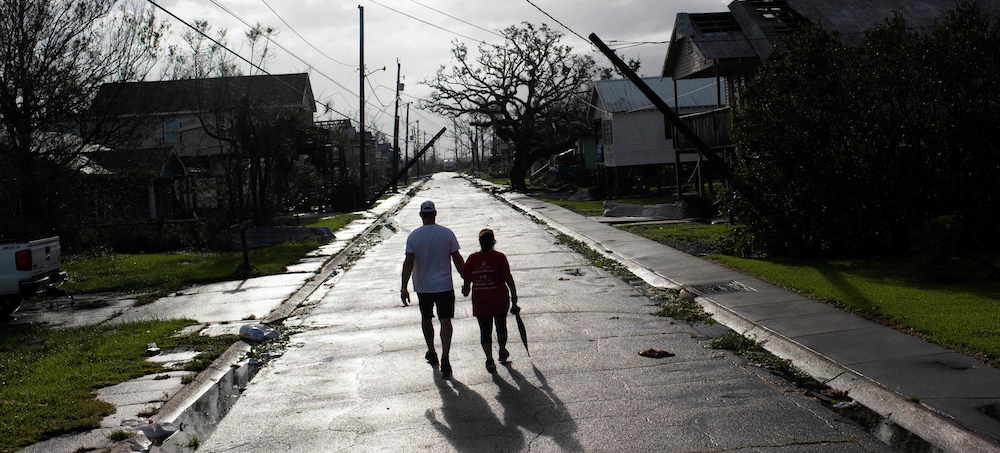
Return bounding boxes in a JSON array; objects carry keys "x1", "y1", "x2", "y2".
[{"x1": 239, "y1": 323, "x2": 279, "y2": 342}]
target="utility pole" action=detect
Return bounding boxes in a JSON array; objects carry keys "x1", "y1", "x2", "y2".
[
  {"x1": 415, "y1": 120, "x2": 420, "y2": 176},
  {"x1": 392, "y1": 59, "x2": 401, "y2": 191},
  {"x1": 358, "y1": 5, "x2": 366, "y2": 203},
  {"x1": 404, "y1": 102, "x2": 410, "y2": 185}
]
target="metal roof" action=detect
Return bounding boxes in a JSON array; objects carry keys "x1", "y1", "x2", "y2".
[
  {"x1": 674, "y1": 13, "x2": 758, "y2": 60},
  {"x1": 591, "y1": 77, "x2": 721, "y2": 113}
]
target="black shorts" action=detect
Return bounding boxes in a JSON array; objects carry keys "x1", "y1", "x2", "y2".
[{"x1": 417, "y1": 290, "x2": 456, "y2": 319}]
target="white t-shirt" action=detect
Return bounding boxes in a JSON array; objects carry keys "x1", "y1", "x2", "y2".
[{"x1": 405, "y1": 224, "x2": 461, "y2": 293}]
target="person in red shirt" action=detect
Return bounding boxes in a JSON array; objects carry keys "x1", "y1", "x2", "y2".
[{"x1": 461, "y1": 229, "x2": 518, "y2": 373}]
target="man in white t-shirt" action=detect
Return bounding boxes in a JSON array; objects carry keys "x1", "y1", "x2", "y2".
[{"x1": 401, "y1": 200, "x2": 465, "y2": 377}]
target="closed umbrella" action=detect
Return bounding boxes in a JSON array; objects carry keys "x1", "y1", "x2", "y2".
[{"x1": 510, "y1": 304, "x2": 529, "y2": 356}]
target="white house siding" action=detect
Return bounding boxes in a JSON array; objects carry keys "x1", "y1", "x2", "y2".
[{"x1": 607, "y1": 110, "x2": 696, "y2": 167}]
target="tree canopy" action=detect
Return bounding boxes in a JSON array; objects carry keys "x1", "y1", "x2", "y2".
[
  {"x1": 423, "y1": 22, "x2": 596, "y2": 190},
  {"x1": 728, "y1": 1, "x2": 1000, "y2": 261},
  {"x1": 0, "y1": 0, "x2": 165, "y2": 238}
]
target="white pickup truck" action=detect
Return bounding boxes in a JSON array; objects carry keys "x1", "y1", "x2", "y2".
[{"x1": 0, "y1": 236, "x2": 67, "y2": 318}]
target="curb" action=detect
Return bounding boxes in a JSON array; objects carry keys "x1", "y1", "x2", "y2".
[
  {"x1": 111, "y1": 181, "x2": 425, "y2": 452},
  {"x1": 477, "y1": 179, "x2": 1000, "y2": 453}
]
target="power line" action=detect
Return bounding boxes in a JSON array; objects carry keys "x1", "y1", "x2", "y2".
[
  {"x1": 367, "y1": 0, "x2": 500, "y2": 48},
  {"x1": 405, "y1": 0, "x2": 503, "y2": 38},
  {"x1": 147, "y1": 0, "x2": 354, "y2": 123},
  {"x1": 524, "y1": 0, "x2": 590, "y2": 45},
  {"x1": 258, "y1": 0, "x2": 354, "y2": 67},
  {"x1": 203, "y1": 0, "x2": 390, "y2": 114}
]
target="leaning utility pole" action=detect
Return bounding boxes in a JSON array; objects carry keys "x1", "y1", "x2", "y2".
[
  {"x1": 392, "y1": 59, "x2": 401, "y2": 191},
  {"x1": 358, "y1": 5, "x2": 366, "y2": 202}
]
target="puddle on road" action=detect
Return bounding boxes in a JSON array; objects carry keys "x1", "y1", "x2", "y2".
[
  {"x1": 155, "y1": 358, "x2": 261, "y2": 453},
  {"x1": 149, "y1": 215, "x2": 405, "y2": 452},
  {"x1": 828, "y1": 399, "x2": 942, "y2": 453}
]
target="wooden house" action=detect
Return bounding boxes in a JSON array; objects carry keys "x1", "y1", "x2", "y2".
[
  {"x1": 582, "y1": 76, "x2": 722, "y2": 194},
  {"x1": 88, "y1": 73, "x2": 316, "y2": 220},
  {"x1": 661, "y1": 0, "x2": 1000, "y2": 156}
]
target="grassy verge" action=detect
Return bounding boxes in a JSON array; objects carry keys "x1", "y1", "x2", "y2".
[
  {"x1": 708, "y1": 254, "x2": 1000, "y2": 366},
  {"x1": 475, "y1": 175, "x2": 511, "y2": 187},
  {"x1": 619, "y1": 223, "x2": 734, "y2": 255},
  {"x1": 304, "y1": 213, "x2": 363, "y2": 232},
  {"x1": 63, "y1": 213, "x2": 363, "y2": 296},
  {"x1": 63, "y1": 238, "x2": 322, "y2": 296},
  {"x1": 537, "y1": 196, "x2": 678, "y2": 217},
  {"x1": 0, "y1": 320, "x2": 236, "y2": 451},
  {"x1": 617, "y1": 223, "x2": 1000, "y2": 366}
]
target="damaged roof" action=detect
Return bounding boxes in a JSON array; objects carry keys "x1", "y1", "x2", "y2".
[{"x1": 591, "y1": 77, "x2": 722, "y2": 114}]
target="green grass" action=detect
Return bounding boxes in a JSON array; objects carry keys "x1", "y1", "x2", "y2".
[
  {"x1": 63, "y1": 213, "x2": 363, "y2": 296},
  {"x1": 615, "y1": 223, "x2": 1000, "y2": 367},
  {"x1": 63, "y1": 239, "x2": 322, "y2": 295},
  {"x1": 619, "y1": 223, "x2": 734, "y2": 247},
  {"x1": 537, "y1": 196, "x2": 678, "y2": 217},
  {"x1": 475, "y1": 175, "x2": 511, "y2": 187},
  {"x1": 708, "y1": 254, "x2": 1000, "y2": 366},
  {"x1": 304, "y1": 213, "x2": 362, "y2": 232},
  {"x1": 0, "y1": 320, "x2": 236, "y2": 451}
]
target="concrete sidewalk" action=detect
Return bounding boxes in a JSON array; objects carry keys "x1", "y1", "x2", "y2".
[
  {"x1": 16, "y1": 187, "x2": 418, "y2": 453},
  {"x1": 501, "y1": 190, "x2": 1000, "y2": 453}
]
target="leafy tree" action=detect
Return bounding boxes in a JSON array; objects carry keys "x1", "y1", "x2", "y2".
[
  {"x1": 0, "y1": 0, "x2": 165, "y2": 238},
  {"x1": 424, "y1": 22, "x2": 596, "y2": 191},
  {"x1": 728, "y1": 1, "x2": 1000, "y2": 259}
]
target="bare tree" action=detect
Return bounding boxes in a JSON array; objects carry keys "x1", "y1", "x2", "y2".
[
  {"x1": 164, "y1": 21, "x2": 313, "y2": 225},
  {"x1": 0, "y1": 0, "x2": 165, "y2": 238},
  {"x1": 423, "y1": 22, "x2": 595, "y2": 191}
]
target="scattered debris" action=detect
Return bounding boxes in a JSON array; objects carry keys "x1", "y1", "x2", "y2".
[
  {"x1": 238, "y1": 323, "x2": 279, "y2": 343},
  {"x1": 639, "y1": 348, "x2": 675, "y2": 358}
]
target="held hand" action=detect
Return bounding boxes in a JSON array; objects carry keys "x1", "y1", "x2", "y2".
[
  {"x1": 510, "y1": 302, "x2": 520, "y2": 315},
  {"x1": 462, "y1": 286, "x2": 470, "y2": 297},
  {"x1": 401, "y1": 289, "x2": 410, "y2": 306}
]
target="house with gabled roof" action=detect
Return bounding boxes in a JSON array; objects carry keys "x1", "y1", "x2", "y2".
[
  {"x1": 88, "y1": 73, "x2": 316, "y2": 220},
  {"x1": 661, "y1": 0, "x2": 1000, "y2": 156},
  {"x1": 581, "y1": 76, "x2": 722, "y2": 195}
]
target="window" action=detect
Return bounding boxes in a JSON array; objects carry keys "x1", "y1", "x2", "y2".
[
  {"x1": 602, "y1": 118, "x2": 613, "y2": 145},
  {"x1": 163, "y1": 119, "x2": 180, "y2": 143}
]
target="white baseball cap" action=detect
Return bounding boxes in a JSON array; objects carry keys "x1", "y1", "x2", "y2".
[{"x1": 420, "y1": 200, "x2": 436, "y2": 213}]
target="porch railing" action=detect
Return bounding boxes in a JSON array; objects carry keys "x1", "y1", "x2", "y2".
[{"x1": 672, "y1": 107, "x2": 733, "y2": 151}]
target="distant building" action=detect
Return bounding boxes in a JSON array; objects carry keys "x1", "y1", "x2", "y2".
[
  {"x1": 580, "y1": 76, "x2": 722, "y2": 195},
  {"x1": 88, "y1": 73, "x2": 316, "y2": 220}
]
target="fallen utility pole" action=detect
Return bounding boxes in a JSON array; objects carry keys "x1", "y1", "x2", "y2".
[
  {"x1": 367, "y1": 127, "x2": 447, "y2": 207},
  {"x1": 588, "y1": 33, "x2": 730, "y2": 178}
]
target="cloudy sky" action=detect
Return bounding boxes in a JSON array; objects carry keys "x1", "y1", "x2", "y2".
[{"x1": 156, "y1": 0, "x2": 730, "y2": 155}]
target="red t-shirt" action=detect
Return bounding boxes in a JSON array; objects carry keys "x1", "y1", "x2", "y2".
[{"x1": 462, "y1": 250, "x2": 511, "y2": 317}]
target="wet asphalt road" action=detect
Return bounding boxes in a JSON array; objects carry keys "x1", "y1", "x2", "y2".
[{"x1": 197, "y1": 173, "x2": 893, "y2": 453}]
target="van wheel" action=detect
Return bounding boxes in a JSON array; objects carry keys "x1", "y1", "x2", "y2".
[{"x1": 0, "y1": 296, "x2": 22, "y2": 319}]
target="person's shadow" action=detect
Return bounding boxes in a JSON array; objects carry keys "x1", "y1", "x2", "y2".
[
  {"x1": 492, "y1": 363, "x2": 584, "y2": 452},
  {"x1": 426, "y1": 371, "x2": 525, "y2": 452}
]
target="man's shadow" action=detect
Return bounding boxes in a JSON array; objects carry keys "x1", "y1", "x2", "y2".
[
  {"x1": 426, "y1": 370, "x2": 525, "y2": 452},
  {"x1": 493, "y1": 363, "x2": 584, "y2": 452}
]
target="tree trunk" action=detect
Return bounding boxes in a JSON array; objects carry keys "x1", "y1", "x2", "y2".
[{"x1": 509, "y1": 149, "x2": 530, "y2": 192}]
